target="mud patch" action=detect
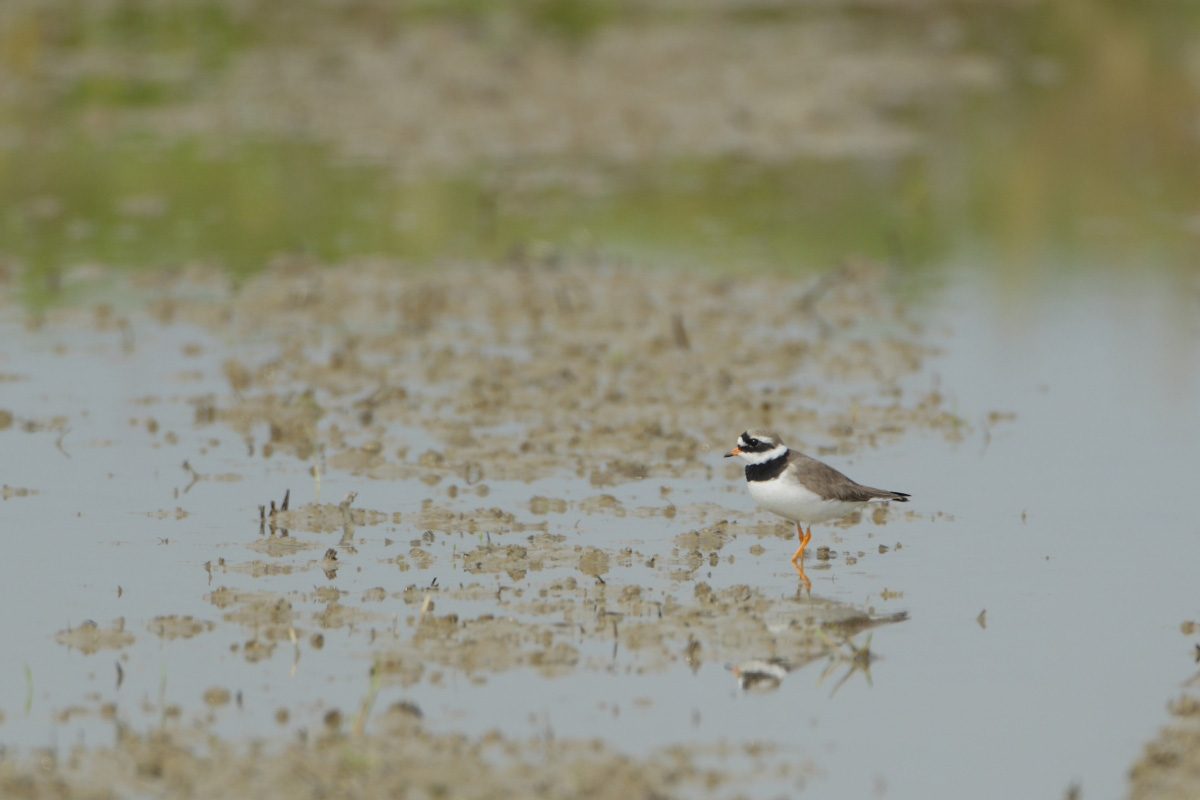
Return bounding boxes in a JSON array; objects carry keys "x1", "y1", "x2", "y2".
[
  {"x1": 55, "y1": 620, "x2": 135, "y2": 655},
  {"x1": 1, "y1": 255, "x2": 969, "y2": 797},
  {"x1": 147, "y1": 616, "x2": 215, "y2": 640},
  {"x1": 0, "y1": 721, "x2": 797, "y2": 800}
]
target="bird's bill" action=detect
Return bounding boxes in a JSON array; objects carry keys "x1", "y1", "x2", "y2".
[{"x1": 724, "y1": 447, "x2": 740, "y2": 458}]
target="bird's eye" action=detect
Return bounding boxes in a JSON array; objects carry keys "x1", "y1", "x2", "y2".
[{"x1": 747, "y1": 438, "x2": 758, "y2": 447}]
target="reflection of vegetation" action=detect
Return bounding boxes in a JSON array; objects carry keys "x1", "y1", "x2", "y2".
[
  {"x1": 0, "y1": 0, "x2": 614, "y2": 60},
  {"x1": 1, "y1": 137, "x2": 409, "y2": 283},
  {"x1": 519, "y1": 158, "x2": 940, "y2": 272},
  {"x1": 959, "y1": 1, "x2": 1200, "y2": 272},
  {"x1": 66, "y1": 76, "x2": 194, "y2": 107},
  {"x1": 0, "y1": 1, "x2": 246, "y2": 74},
  {"x1": 526, "y1": 0, "x2": 617, "y2": 42},
  {"x1": 0, "y1": 134, "x2": 939, "y2": 294},
  {"x1": 1, "y1": 0, "x2": 1198, "y2": 291}
]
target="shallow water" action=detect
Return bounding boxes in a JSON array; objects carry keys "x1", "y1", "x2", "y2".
[
  {"x1": 1, "y1": 263, "x2": 1197, "y2": 798},
  {"x1": 4, "y1": 3, "x2": 1200, "y2": 795}
]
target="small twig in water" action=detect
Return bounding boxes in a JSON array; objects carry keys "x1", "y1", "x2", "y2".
[
  {"x1": 55, "y1": 428, "x2": 71, "y2": 459},
  {"x1": 181, "y1": 461, "x2": 200, "y2": 494},
  {"x1": 353, "y1": 658, "x2": 383, "y2": 736},
  {"x1": 416, "y1": 592, "x2": 433, "y2": 629}
]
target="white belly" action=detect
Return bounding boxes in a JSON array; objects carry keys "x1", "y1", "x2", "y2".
[{"x1": 747, "y1": 478, "x2": 866, "y2": 525}]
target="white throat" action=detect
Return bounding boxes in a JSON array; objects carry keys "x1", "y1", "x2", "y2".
[{"x1": 739, "y1": 443, "x2": 788, "y2": 465}]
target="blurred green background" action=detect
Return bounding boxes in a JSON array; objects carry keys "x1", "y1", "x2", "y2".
[{"x1": 2, "y1": 0, "x2": 1199, "y2": 300}]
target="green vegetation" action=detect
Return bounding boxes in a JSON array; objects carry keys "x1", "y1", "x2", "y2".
[
  {"x1": 1, "y1": 0, "x2": 1198, "y2": 298},
  {"x1": 0, "y1": 133, "x2": 945, "y2": 290}
]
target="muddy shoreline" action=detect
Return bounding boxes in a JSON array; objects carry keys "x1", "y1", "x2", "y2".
[{"x1": 0, "y1": 257, "x2": 939, "y2": 798}]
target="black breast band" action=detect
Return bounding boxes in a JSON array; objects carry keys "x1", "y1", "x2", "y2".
[{"x1": 745, "y1": 452, "x2": 789, "y2": 482}]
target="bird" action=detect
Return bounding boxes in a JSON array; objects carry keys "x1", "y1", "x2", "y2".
[{"x1": 725, "y1": 429, "x2": 909, "y2": 587}]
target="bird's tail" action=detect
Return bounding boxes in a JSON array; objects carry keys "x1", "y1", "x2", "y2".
[{"x1": 865, "y1": 487, "x2": 910, "y2": 502}]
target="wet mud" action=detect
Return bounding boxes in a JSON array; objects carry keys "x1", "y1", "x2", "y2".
[
  {"x1": 0, "y1": 256, "x2": 948, "y2": 796},
  {"x1": 1126, "y1": 625, "x2": 1200, "y2": 800},
  {"x1": 0, "y1": 719, "x2": 794, "y2": 800}
]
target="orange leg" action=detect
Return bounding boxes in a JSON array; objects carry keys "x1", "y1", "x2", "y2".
[
  {"x1": 791, "y1": 524, "x2": 812, "y2": 591},
  {"x1": 790, "y1": 523, "x2": 812, "y2": 563}
]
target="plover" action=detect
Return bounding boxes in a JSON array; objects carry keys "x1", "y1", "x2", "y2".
[{"x1": 726, "y1": 429, "x2": 909, "y2": 585}]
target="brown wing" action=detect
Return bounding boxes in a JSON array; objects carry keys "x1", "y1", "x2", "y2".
[{"x1": 787, "y1": 451, "x2": 910, "y2": 503}]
